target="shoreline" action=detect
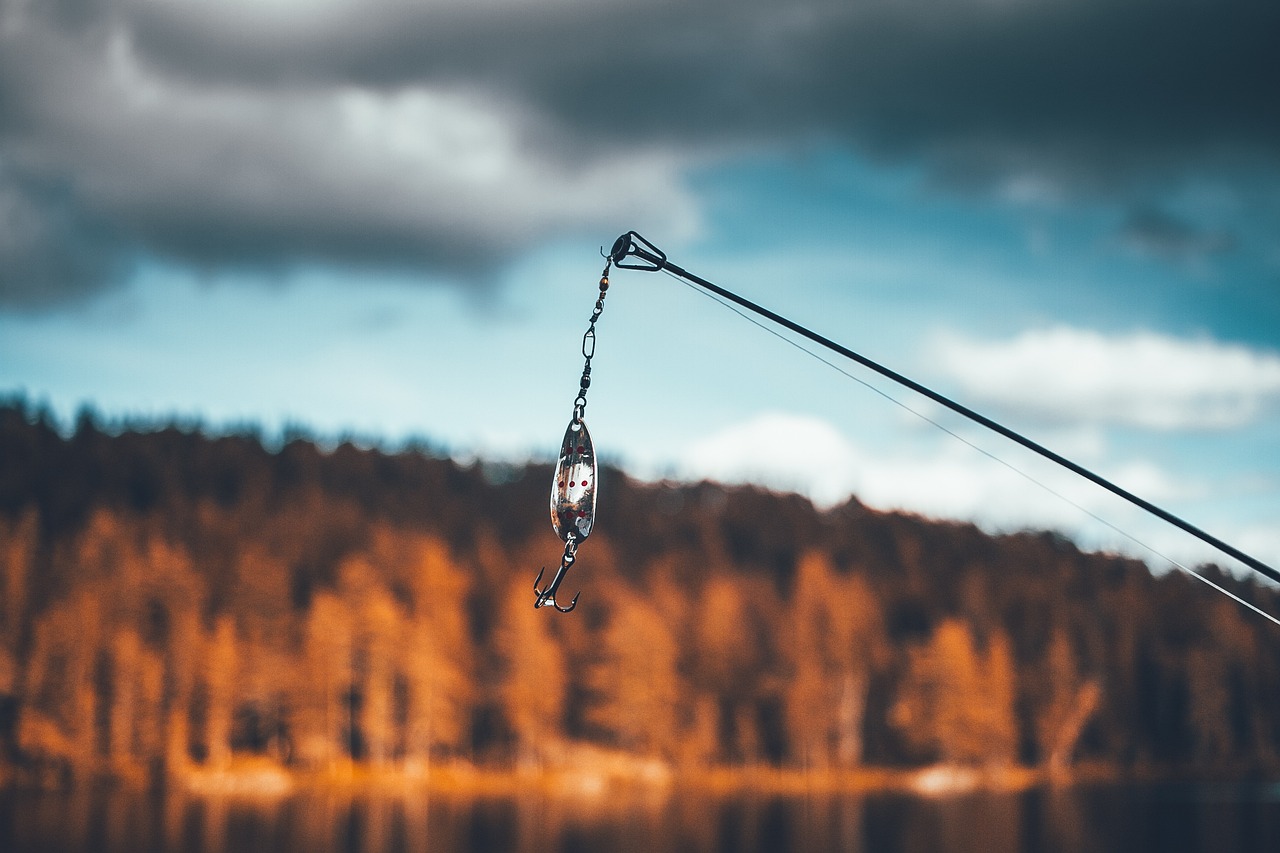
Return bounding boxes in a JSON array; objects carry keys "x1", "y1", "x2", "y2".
[{"x1": 5, "y1": 754, "x2": 1265, "y2": 799}]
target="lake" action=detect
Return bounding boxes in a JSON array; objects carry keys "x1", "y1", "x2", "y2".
[{"x1": 2, "y1": 782, "x2": 1278, "y2": 852}]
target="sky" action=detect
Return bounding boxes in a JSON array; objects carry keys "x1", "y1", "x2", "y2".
[{"x1": 2, "y1": 0, "x2": 1279, "y2": 578}]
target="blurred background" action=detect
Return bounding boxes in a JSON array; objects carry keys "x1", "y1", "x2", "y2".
[{"x1": 2, "y1": 0, "x2": 1279, "y2": 851}]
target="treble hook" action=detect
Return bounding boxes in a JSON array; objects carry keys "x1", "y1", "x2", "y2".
[{"x1": 534, "y1": 535, "x2": 580, "y2": 612}]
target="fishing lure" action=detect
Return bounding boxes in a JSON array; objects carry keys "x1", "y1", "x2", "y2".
[{"x1": 533, "y1": 260, "x2": 611, "y2": 612}]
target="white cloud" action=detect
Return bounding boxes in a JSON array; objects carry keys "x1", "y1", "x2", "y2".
[
  {"x1": 931, "y1": 327, "x2": 1280, "y2": 430},
  {"x1": 671, "y1": 411, "x2": 1193, "y2": 518},
  {"x1": 660, "y1": 411, "x2": 1280, "y2": 572},
  {"x1": 671, "y1": 412, "x2": 860, "y2": 508},
  {"x1": 1236, "y1": 527, "x2": 1280, "y2": 577}
]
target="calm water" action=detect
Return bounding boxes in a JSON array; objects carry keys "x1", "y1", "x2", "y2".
[{"x1": 2, "y1": 783, "x2": 1279, "y2": 853}]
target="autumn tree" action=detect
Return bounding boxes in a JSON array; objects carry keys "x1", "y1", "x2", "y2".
[
  {"x1": 892, "y1": 618, "x2": 1019, "y2": 766},
  {"x1": 402, "y1": 536, "x2": 473, "y2": 766},
  {"x1": 361, "y1": 587, "x2": 403, "y2": 768},
  {"x1": 495, "y1": 577, "x2": 566, "y2": 769},
  {"x1": 17, "y1": 590, "x2": 104, "y2": 774},
  {"x1": 203, "y1": 615, "x2": 238, "y2": 769},
  {"x1": 107, "y1": 626, "x2": 141, "y2": 772},
  {"x1": 785, "y1": 553, "x2": 885, "y2": 770},
  {"x1": 1034, "y1": 626, "x2": 1101, "y2": 775},
  {"x1": 329, "y1": 555, "x2": 409, "y2": 768},
  {"x1": 984, "y1": 627, "x2": 1019, "y2": 766},
  {"x1": 585, "y1": 590, "x2": 682, "y2": 758},
  {"x1": 1180, "y1": 593, "x2": 1244, "y2": 770},
  {"x1": 164, "y1": 603, "x2": 204, "y2": 775},
  {"x1": 0, "y1": 509, "x2": 36, "y2": 699},
  {"x1": 692, "y1": 576, "x2": 768, "y2": 764},
  {"x1": 99, "y1": 624, "x2": 164, "y2": 781},
  {"x1": 295, "y1": 590, "x2": 353, "y2": 768}
]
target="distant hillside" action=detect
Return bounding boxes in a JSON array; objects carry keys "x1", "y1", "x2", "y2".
[{"x1": 2, "y1": 397, "x2": 1278, "y2": 787}]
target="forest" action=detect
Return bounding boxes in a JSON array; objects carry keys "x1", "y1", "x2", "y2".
[{"x1": 1, "y1": 396, "x2": 1279, "y2": 790}]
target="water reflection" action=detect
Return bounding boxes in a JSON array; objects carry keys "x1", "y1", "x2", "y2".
[{"x1": 1, "y1": 783, "x2": 1278, "y2": 852}]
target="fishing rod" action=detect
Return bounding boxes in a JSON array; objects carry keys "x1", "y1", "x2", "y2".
[{"x1": 534, "y1": 230, "x2": 1280, "y2": 612}]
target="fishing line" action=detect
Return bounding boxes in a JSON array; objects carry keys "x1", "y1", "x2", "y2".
[
  {"x1": 660, "y1": 267, "x2": 1280, "y2": 628},
  {"x1": 604, "y1": 232, "x2": 1277, "y2": 625}
]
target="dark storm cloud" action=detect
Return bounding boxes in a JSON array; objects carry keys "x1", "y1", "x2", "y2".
[
  {"x1": 2, "y1": 0, "x2": 1278, "y2": 309},
  {"x1": 0, "y1": 0, "x2": 697, "y2": 309},
  {"x1": 127, "y1": 0, "x2": 1280, "y2": 171},
  {"x1": 0, "y1": 168, "x2": 134, "y2": 310}
]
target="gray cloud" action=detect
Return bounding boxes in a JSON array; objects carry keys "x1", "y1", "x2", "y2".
[
  {"x1": 0, "y1": 168, "x2": 133, "y2": 310},
  {"x1": 2, "y1": 0, "x2": 1278, "y2": 309},
  {"x1": 0, "y1": 0, "x2": 700, "y2": 308},
  {"x1": 125, "y1": 0, "x2": 1280, "y2": 167},
  {"x1": 1118, "y1": 208, "x2": 1237, "y2": 264}
]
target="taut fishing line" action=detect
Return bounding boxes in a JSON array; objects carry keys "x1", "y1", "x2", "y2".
[{"x1": 658, "y1": 267, "x2": 1280, "y2": 628}]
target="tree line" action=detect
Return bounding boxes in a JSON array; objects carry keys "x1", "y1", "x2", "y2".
[{"x1": 1, "y1": 398, "x2": 1279, "y2": 785}]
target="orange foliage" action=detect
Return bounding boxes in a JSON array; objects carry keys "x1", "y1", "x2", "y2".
[{"x1": 2, "y1": 402, "x2": 1280, "y2": 786}]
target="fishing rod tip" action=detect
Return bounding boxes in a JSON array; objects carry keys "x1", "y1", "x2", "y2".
[{"x1": 608, "y1": 232, "x2": 667, "y2": 271}]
